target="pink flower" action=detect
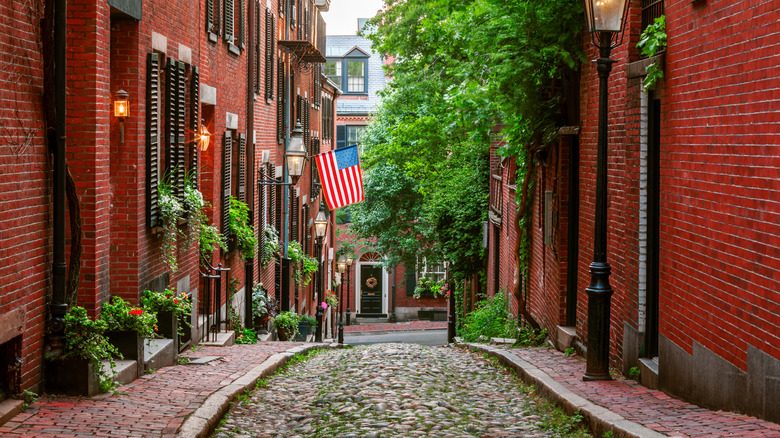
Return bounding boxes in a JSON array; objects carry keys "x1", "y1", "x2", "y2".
[
  {"x1": 321, "y1": 302, "x2": 328, "y2": 310},
  {"x1": 129, "y1": 309, "x2": 144, "y2": 316}
]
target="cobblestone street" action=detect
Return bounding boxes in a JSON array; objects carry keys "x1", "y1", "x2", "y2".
[{"x1": 214, "y1": 343, "x2": 579, "y2": 438}]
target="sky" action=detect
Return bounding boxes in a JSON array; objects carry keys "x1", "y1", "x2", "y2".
[{"x1": 321, "y1": 0, "x2": 385, "y2": 36}]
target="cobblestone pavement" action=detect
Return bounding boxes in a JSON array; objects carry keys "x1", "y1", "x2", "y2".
[
  {"x1": 214, "y1": 343, "x2": 572, "y2": 438},
  {"x1": 0, "y1": 343, "x2": 299, "y2": 438}
]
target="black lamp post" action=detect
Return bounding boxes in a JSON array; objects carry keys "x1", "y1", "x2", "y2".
[
  {"x1": 345, "y1": 255, "x2": 353, "y2": 326},
  {"x1": 337, "y1": 255, "x2": 347, "y2": 344},
  {"x1": 313, "y1": 202, "x2": 328, "y2": 342},
  {"x1": 581, "y1": 0, "x2": 629, "y2": 381}
]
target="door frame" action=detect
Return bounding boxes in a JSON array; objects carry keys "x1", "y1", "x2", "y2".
[{"x1": 355, "y1": 261, "x2": 389, "y2": 315}]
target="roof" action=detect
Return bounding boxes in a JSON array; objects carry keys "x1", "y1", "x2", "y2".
[{"x1": 325, "y1": 35, "x2": 386, "y2": 116}]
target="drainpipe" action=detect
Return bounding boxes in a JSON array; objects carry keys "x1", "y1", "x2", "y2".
[
  {"x1": 49, "y1": 0, "x2": 69, "y2": 355},
  {"x1": 389, "y1": 266, "x2": 396, "y2": 322}
]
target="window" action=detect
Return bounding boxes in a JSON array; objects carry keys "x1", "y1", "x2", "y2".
[
  {"x1": 346, "y1": 125, "x2": 365, "y2": 146},
  {"x1": 419, "y1": 258, "x2": 447, "y2": 283},
  {"x1": 323, "y1": 61, "x2": 341, "y2": 86},
  {"x1": 347, "y1": 60, "x2": 366, "y2": 93},
  {"x1": 641, "y1": 0, "x2": 664, "y2": 30}
]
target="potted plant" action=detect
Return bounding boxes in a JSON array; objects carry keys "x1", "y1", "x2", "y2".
[
  {"x1": 45, "y1": 306, "x2": 119, "y2": 396},
  {"x1": 273, "y1": 311, "x2": 300, "y2": 341},
  {"x1": 229, "y1": 196, "x2": 257, "y2": 260},
  {"x1": 100, "y1": 296, "x2": 157, "y2": 370},
  {"x1": 251, "y1": 285, "x2": 278, "y2": 333},
  {"x1": 140, "y1": 288, "x2": 192, "y2": 348},
  {"x1": 296, "y1": 314, "x2": 317, "y2": 341}
]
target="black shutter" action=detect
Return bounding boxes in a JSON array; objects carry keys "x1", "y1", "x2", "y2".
[
  {"x1": 224, "y1": 0, "x2": 234, "y2": 43},
  {"x1": 265, "y1": 10, "x2": 274, "y2": 100},
  {"x1": 336, "y1": 124, "x2": 346, "y2": 149},
  {"x1": 164, "y1": 58, "x2": 176, "y2": 192},
  {"x1": 277, "y1": 60, "x2": 285, "y2": 142},
  {"x1": 271, "y1": 165, "x2": 280, "y2": 233},
  {"x1": 254, "y1": 3, "x2": 261, "y2": 94},
  {"x1": 237, "y1": 0, "x2": 245, "y2": 49},
  {"x1": 314, "y1": 72, "x2": 321, "y2": 109},
  {"x1": 405, "y1": 262, "x2": 417, "y2": 296},
  {"x1": 146, "y1": 53, "x2": 161, "y2": 228},
  {"x1": 190, "y1": 66, "x2": 200, "y2": 188},
  {"x1": 176, "y1": 61, "x2": 186, "y2": 199},
  {"x1": 238, "y1": 133, "x2": 247, "y2": 203},
  {"x1": 222, "y1": 131, "x2": 233, "y2": 239},
  {"x1": 304, "y1": 99, "x2": 310, "y2": 152},
  {"x1": 290, "y1": 191, "x2": 299, "y2": 243},
  {"x1": 258, "y1": 165, "x2": 267, "y2": 263},
  {"x1": 302, "y1": 205, "x2": 309, "y2": 255},
  {"x1": 310, "y1": 138, "x2": 320, "y2": 198}
]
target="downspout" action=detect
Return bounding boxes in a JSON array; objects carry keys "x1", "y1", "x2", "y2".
[
  {"x1": 50, "y1": 0, "x2": 69, "y2": 354},
  {"x1": 244, "y1": 0, "x2": 256, "y2": 328},
  {"x1": 389, "y1": 266, "x2": 396, "y2": 322},
  {"x1": 280, "y1": 8, "x2": 292, "y2": 312}
]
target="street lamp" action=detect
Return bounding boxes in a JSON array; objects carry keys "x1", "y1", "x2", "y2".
[
  {"x1": 286, "y1": 121, "x2": 306, "y2": 185},
  {"x1": 337, "y1": 255, "x2": 347, "y2": 344},
  {"x1": 314, "y1": 203, "x2": 328, "y2": 342},
  {"x1": 345, "y1": 255, "x2": 354, "y2": 326},
  {"x1": 582, "y1": 0, "x2": 629, "y2": 382}
]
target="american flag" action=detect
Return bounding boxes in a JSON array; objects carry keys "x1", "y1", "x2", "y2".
[{"x1": 315, "y1": 145, "x2": 364, "y2": 210}]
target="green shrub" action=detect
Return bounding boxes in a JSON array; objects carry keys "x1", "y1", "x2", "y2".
[{"x1": 458, "y1": 292, "x2": 517, "y2": 342}]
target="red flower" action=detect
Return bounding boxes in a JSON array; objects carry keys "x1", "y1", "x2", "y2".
[
  {"x1": 173, "y1": 299, "x2": 178, "y2": 304},
  {"x1": 129, "y1": 309, "x2": 144, "y2": 316}
]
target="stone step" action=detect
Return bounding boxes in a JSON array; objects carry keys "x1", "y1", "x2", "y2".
[
  {"x1": 144, "y1": 338, "x2": 176, "y2": 371},
  {"x1": 199, "y1": 330, "x2": 235, "y2": 347},
  {"x1": 639, "y1": 357, "x2": 659, "y2": 390},
  {"x1": 101, "y1": 359, "x2": 138, "y2": 386}
]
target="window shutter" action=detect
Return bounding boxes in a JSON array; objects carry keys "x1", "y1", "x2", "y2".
[
  {"x1": 190, "y1": 66, "x2": 200, "y2": 188},
  {"x1": 224, "y1": 0, "x2": 234, "y2": 43},
  {"x1": 175, "y1": 61, "x2": 186, "y2": 199},
  {"x1": 146, "y1": 53, "x2": 161, "y2": 228},
  {"x1": 296, "y1": 1, "x2": 302, "y2": 39},
  {"x1": 237, "y1": 0, "x2": 245, "y2": 49},
  {"x1": 277, "y1": 60, "x2": 285, "y2": 142},
  {"x1": 271, "y1": 165, "x2": 280, "y2": 233},
  {"x1": 207, "y1": 0, "x2": 214, "y2": 33},
  {"x1": 310, "y1": 138, "x2": 319, "y2": 198},
  {"x1": 265, "y1": 10, "x2": 274, "y2": 100},
  {"x1": 290, "y1": 192, "x2": 299, "y2": 243},
  {"x1": 336, "y1": 124, "x2": 346, "y2": 149},
  {"x1": 314, "y1": 72, "x2": 321, "y2": 109},
  {"x1": 258, "y1": 165, "x2": 267, "y2": 263},
  {"x1": 238, "y1": 133, "x2": 247, "y2": 203},
  {"x1": 254, "y1": 4, "x2": 261, "y2": 94},
  {"x1": 406, "y1": 262, "x2": 417, "y2": 296},
  {"x1": 302, "y1": 205, "x2": 309, "y2": 255},
  {"x1": 222, "y1": 131, "x2": 233, "y2": 239},
  {"x1": 304, "y1": 100, "x2": 310, "y2": 151}
]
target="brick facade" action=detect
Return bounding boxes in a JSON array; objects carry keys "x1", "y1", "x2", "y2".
[
  {"x1": 0, "y1": 0, "x2": 335, "y2": 395},
  {"x1": 490, "y1": 0, "x2": 779, "y2": 422}
]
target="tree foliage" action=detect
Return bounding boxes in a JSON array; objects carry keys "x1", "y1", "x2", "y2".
[{"x1": 351, "y1": 0, "x2": 584, "y2": 286}]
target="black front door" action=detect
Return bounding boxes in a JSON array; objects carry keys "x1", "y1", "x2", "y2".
[{"x1": 360, "y1": 265, "x2": 383, "y2": 314}]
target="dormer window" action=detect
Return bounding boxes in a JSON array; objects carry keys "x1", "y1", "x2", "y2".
[{"x1": 324, "y1": 46, "x2": 369, "y2": 94}]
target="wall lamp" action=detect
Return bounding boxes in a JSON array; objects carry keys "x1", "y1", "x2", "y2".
[
  {"x1": 114, "y1": 89, "x2": 129, "y2": 144},
  {"x1": 199, "y1": 125, "x2": 211, "y2": 152}
]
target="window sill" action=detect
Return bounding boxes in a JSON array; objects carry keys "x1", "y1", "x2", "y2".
[
  {"x1": 208, "y1": 32, "x2": 218, "y2": 43},
  {"x1": 228, "y1": 43, "x2": 241, "y2": 56}
]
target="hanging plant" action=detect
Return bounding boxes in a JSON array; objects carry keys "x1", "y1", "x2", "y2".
[
  {"x1": 288, "y1": 241, "x2": 318, "y2": 285},
  {"x1": 260, "y1": 225, "x2": 281, "y2": 268},
  {"x1": 637, "y1": 15, "x2": 667, "y2": 92},
  {"x1": 182, "y1": 170, "x2": 205, "y2": 249},
  {"x1": 158, "y1": 174, "x2": 184, "y2": 273},
  {"x1": 229, "y1": 196, "x2": 257, "y2": 260}
]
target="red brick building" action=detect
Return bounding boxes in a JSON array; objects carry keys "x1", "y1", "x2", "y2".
[
  {"x1": 488, "y1": 0, "x2": 779, "y2": 422},
  {"x1": 0, "y1": 0, "x2": 336, "y2": 397}
]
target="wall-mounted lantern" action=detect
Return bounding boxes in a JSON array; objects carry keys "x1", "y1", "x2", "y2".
[
  {"x1": 114, "y1": 89, "x2": 129, "y2": 144},
  {"x1": 199, "y1": 125, "x2": 211, "y2": 152}
]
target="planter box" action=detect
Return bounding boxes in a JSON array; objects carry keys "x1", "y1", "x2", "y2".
[
  {"x1": 106, "y1": 330, "x2": 144, "y2": 372},
  {"x1": 254, "y1": 314, "x2": 270, "y2": 334},
  {"x1": 295, "y1": 321, "x2": 313, "y2": 341},
  {"x1": 45, "y1": 358, "x2": 100, "y2": 396},
  {"x1": 156, "y1": 311, "x2": 179, "y2": 352}
]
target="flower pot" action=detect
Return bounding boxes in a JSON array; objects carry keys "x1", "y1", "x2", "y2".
[
  {"x1": 295, "y1": 321, "x2": 312, "y2": 341},
  {"x1": 45, "y1": 357, "x2": 101, "y2": 396},
  {"x1": 276, "y1": 326, "x2": 294, "y2": 341}
]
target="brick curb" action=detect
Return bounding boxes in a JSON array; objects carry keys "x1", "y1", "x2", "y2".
[
  {"x1": 175, "y1": 343, "x2": 337, "y2": 438},
  {"x1": 457, "y1": 343, "x2": 668, "y2": 438}
]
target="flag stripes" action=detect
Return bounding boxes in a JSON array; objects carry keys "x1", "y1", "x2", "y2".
[{"x1": 315, "y1": 145, "x2": 364, "y2": 210}]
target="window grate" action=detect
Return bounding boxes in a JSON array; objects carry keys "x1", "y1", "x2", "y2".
[{"x1": 641, "y1": 0, "x2": 663, "y2": 30}]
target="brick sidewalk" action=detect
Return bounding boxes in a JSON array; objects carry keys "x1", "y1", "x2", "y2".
[
  {"x1": 343, "y1": 320, "x2": 447, "y2": 333},
  {"x1": 0, "y1": 343, "x2": 300, "y2": 438},
  {"x1": 489, "y1": 345, "x2": 780, "y2": 438}
]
